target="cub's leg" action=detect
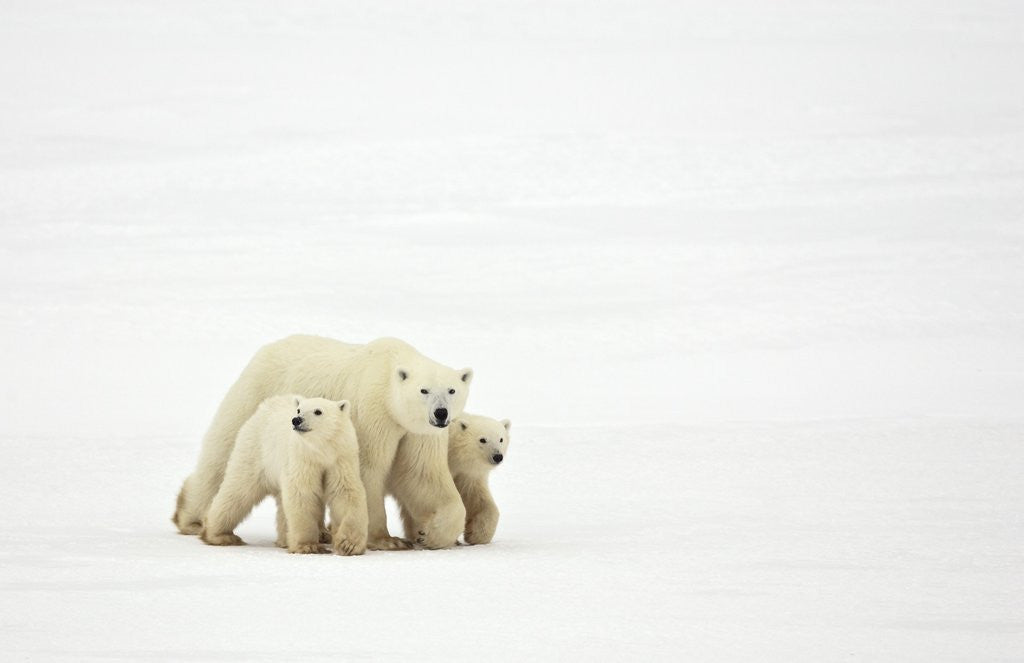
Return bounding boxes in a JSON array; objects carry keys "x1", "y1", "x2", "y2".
[
  {"x1": 281, "y1": 470, "x2": 328, "y2": 554},
  {"x1": 276, "y1": 493, "x2": 327, "y2": 547},
  {"x1": 458, "y1": 478, "x2": 500, "y2": 545},
  {"x1": 325, "y1": 465, "x2": 368, "y2": 556},
  {"x1": 201, "y1": 463, "x2": 266, "y2": 546}
]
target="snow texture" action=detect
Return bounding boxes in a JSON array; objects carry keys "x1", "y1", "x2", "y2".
[{"x1": 1, "y1": 1, "x2": 1023, "y2": 660}]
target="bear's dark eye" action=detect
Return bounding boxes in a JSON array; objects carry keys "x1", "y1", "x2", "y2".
[
  {"x1": 296, "y1": 409, "x2": 300, "y2": 414},
  {"x1": 420, "y1": 389, "x2": 429, "y2": 394},
  {"x1": 314, "y1": 409, "x2": 322, "y2": 416},
  {"x1": 479, "y1": 438, "x2": 486, "y2": 444},
  {"x1": 448, "y1": 388, "x2": 455, "y2": 395},
  {"x1": 500, "y1": 438, "x2": 503, "y2": 443}
]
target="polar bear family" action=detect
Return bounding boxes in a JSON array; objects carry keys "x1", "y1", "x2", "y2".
[{"x1": 173, "y1": 335, "x2": 511, "y2": 554}]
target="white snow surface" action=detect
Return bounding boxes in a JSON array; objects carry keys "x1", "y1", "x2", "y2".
[{"x1": 2, "y1": 1, "x2": 1023, "y2": 660}]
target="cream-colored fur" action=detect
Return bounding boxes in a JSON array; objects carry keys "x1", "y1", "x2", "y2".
[
  {"x1": 402, "y1": 413, "x2": 510, "y2": 545},
  {"x1": 390, "y1": 431, "x2": 467, "y2": 549},
  {"x1": 201, "y1": 395, "x2": 368, "y2": 555},
  {"x1": 175, "y1": 335, "x2": 472, "y2": 551}
]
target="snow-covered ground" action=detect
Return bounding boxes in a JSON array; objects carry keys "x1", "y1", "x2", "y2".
[{"x1": 1, "y1": 1, "x2": 1023, "y2": 659}]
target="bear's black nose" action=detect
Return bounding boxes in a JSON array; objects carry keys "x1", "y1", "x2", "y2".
[
  {"x1": 492, "y1": 453, "x2": 503, "y2": 464},
  {"x1": 292, "y1": 416, "x2": 303, "y2": 427},
  {"x1": 433, "y1": 408, "x2": 448, "y2": 423}
]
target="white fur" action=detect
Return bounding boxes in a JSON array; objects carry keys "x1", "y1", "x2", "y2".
[
  {"x1": 401, "y1": 413, "x2": 510, "y2": 545},
  {"x1": 201, "y1": 395, "x2": 368, "y2": 555},
  {"x1": 174, "y1": 335, "x2": 472, "y2": 550}
]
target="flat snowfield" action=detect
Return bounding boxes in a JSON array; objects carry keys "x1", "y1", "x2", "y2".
[{"x1": 1, "y1": 1, "x2": 1023, "y2": 660}]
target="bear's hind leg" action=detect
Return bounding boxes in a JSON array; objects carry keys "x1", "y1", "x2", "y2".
[
  {"x1": 172, "y1": 478, "x2": 203, "y2": 535},
  {"x1": 201, "y1": 466, "x2": 264, "y2": 546}
]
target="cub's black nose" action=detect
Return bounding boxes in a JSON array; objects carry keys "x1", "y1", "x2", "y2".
[
  {"x1": 292, "y1": 416, "x2": 303, "y2": 427},
  {"x1": 492, "y1": 454, "x2": 503, "y2": 464},
  {"x1": 434, "y1": 408, "x2": 448, "y2": 423}
]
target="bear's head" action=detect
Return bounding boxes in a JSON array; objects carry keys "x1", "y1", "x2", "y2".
[
  {"x1": 389, "y1": 363, "x2": 473, "y2": 434},
  {"x1": 452, "y1": 415, "x2": 511, "y2": 467},
  {"x1": 291, "y1": 396, "x2": 350, "y2": 436}
]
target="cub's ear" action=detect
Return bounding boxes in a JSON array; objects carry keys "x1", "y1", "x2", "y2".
[
  {"x1": 396, "y1": 367, "x2": 409, "y2": 381},
  {"x1": 458, "y1": 420, "x2": 468, "y2": 431},
  {"x1": 460, "y1": 368, "x2": 473, "y2": 384},
  {"x1": 501, "y1": 419, "x2": 511, "y2": 431},
  {"x1": 337, "y1": 400, "x2": 349, "y2": 413},
  {"x1": 294, "y1": 397, "x2": 301, "y2": 407}
]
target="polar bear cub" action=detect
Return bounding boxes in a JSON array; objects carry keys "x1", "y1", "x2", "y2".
[
  {"x1": 201, "y1": 395, "x2": 368, "y2": 555},
  {"x1": 402, "y1": 413, "x2": 510, "y2": 545}
]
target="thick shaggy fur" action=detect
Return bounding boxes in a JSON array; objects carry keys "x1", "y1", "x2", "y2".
[
  {"x1": 390, "y1": 431, "x2": 467, "y2": 549},
  {"x1": 175, "y1": 335, "x2": 472, "y2": 551},
  {"x1": 201, "y1": 395, "x2": 368, "y2": 555},
  {"x1": 402, "y1": 413, "x2": 510, "y2": 545}
]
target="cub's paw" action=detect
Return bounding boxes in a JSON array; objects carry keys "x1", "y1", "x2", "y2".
[
  {"x1": 367, "y1": 536, "x2": 413, "y2": 551},
  {"x1": 288, "y1": 542, "x2": 329, "y2": 554},
  {"x1": 176, "y1": 520, "x2": 203, "y2": 536},
  {"x1": 201, "y1": 531, "x2": 244, "y2": 546},
  {"x1": 274, "y1": 538, "x2": 287, "y2": 549}
]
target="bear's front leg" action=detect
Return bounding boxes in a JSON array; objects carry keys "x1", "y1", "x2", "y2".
[
  {"x1": 414, "y1": 499, "x2": 467, "y2": 549},
  {"x1": 325, "y1": 467, "x2": 368, "y2": 556},
  {"x1": 273, "y1": 494, "x2": 288, "y2": 548},
  {"x1": 398, "y1": 502, "x2": 421, "y2": 544},
  {"x1": 391, "y1": 433, "x2": 465, "y2": 549},
  {"x1": 317, "y1": 500, "x2": 332, "y2": 545},
  {"x1": 464, "y1": 504, "x2": 500, "y2": 545},
  {"x1": 363, "y1": 473, "x2": 412, "y2": 551},
  {"x1": 457, "y1": 476, "x2": 500, "y2": 545},
  {"x1": 281, "y1": 476, "x2": 329, "y2": 554}
]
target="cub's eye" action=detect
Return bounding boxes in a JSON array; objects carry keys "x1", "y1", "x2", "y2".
[
  {"x1": 296, "y1": 409, "x2": 300, "y2": 414},
  {"x1": 499, "y1": 438, "x2": 503, "y2": 443},
  {"x1": 314, "y1": 410, "x2": 322, "y2": 416},
  {"x1": 448, "y1": 388, "x2": 455, "y2": 395},
  {"x1": 420, "y1": 389, "x2": 429, "y2": 394},
  {"x1": 479, "y1": 438, "x2": 486, "y2": 444}
]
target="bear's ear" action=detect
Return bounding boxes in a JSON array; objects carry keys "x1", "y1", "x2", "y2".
[
  {"x1": 460, "y1": 368, "x2": 473, "y2": 384},
  {"x1": 397, "y1": 367, "x2": 409, "y2": 381},
  {"x1": 337, "y1": 400, "x2": 349, "y2": 413},
  {"x1": 294, "y1": 397, "x2": 301, "y2": 407},
  {"x1": 501, "y1": 419, "x2": 511, "y2": 431},
  {"x1": 458, "y1": 420, "x2": 468, "y2": 431}
]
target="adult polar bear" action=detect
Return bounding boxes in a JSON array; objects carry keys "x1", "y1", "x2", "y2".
[{"x1": 174, "y1": 335, "x2": 472, "y2": 550}]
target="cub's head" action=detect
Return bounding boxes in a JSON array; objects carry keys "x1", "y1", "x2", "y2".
[
  {"x1": 452, "y1": 414, "x2": 511, "y2": 468},
  {"x1": 291, "y1": 397, "x2": 350, "y2": 435},
  {"x1": 389, "y1": 362, "x2": 473, "y2": 435}
]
